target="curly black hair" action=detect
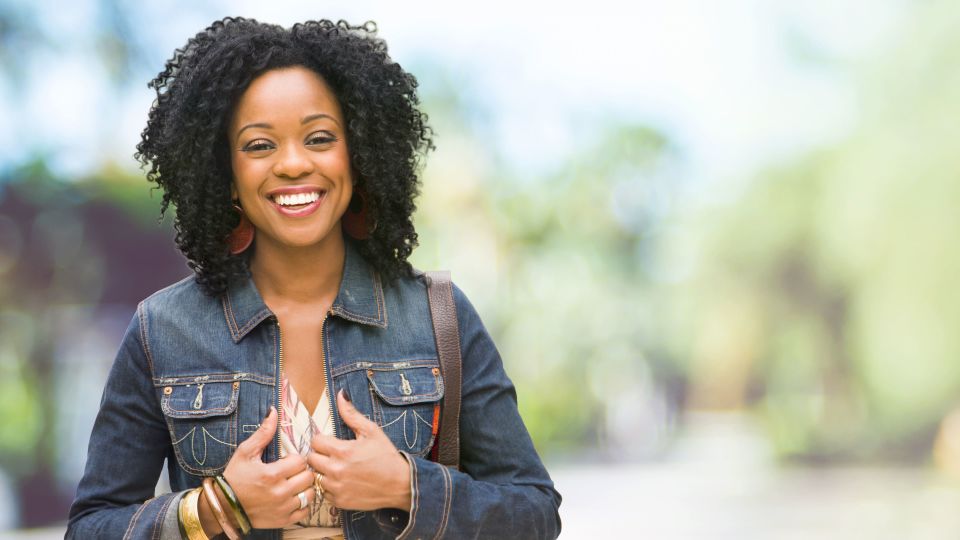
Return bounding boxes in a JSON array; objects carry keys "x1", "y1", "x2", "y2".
[{"x1": 135, "y1": 17, "x2": 433, "y2": 296}]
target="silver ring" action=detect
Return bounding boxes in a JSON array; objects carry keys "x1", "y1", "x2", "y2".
[{"x1": 298, "y1": 490, "x2": 308, "y2": 510}]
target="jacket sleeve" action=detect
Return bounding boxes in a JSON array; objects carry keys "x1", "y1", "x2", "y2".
[
  {"x1": 66, "y1": 303, "x2": 184, "y2": 539},
  {"x1": 396, "y1": 285, "x2": 562, "y2": 540}
]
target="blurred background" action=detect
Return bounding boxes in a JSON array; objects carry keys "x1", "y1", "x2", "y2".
[{"x1": 1, "y1": 0, "x2": 960, "y2": 537}]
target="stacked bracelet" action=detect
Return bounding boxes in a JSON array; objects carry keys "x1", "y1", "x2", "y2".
[
  {"x1": 214, "y1": 474, "x2": 252, "y2": 534},
  {"x1": 178, "y1": 487, "x2": 209, "y2": 540},
  {"x1": 177, "y1": 495, "x2": 189, "y2": 540},
  {"x1": 201, "y1": 477, "x2": 241, "y2": 540}
]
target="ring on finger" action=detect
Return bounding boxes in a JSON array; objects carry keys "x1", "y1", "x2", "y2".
[
  {"x1": 314, "y1": 473, "x2": 325, "y2": 496},
  {"x1": 298, "y1": 490, "x2": 308, "y2": 510}
]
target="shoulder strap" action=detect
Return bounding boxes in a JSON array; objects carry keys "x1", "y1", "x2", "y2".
[{"x1": 425, "y1": 270, "x2": 462, "y2": 470}]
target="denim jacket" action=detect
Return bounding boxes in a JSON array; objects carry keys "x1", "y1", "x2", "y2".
[{"x1": 67, "y1": 242, "x2": 562, "y2": 539}]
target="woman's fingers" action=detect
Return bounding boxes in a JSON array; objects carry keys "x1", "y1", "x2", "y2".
[
  {"x1": 290, "y1": 506, "x2": 311, "y2": 523},
  {"x1": 311, "y1": 432, "x2": 349, "y2": 456},
  {"x1": 285, "y1": 466, "x2": 316, "y2": 494},
  {"x1": 305, "y1": 449, "x2": 334, "y2": 476},
  {"x1": 336, "y1": 389, "x2": 379, "y2": 437},
  {"x1": 268, "y1": 453, "x2": 308, "y2": 477},
  {"x1": 236, "y1": 407, "x2": 277, "y2": 459},
  {"x1": 287, "y1": 484, "x2": 315, "y2": 513},
  {"x1": 220, "y1": 410, "x2": 328, "y2": 530}
]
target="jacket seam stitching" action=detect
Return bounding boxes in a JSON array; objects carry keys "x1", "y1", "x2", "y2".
[
  {"x1": 398, "y1": 455, "x2": 418, "y2": 540},
  {"x1": 154, "y1": 373, "x2": 273, "y2": 386},
  {"x1": 336, "y1": 308, "x2": 386, "y2": 326},
  {"x1": 410, "y1": 456, "x2": 420, "y2": 537},
  {"x1": 163, "y1": 414, "x2": 234, "y2": 476},
  {"x1": 375, "y1": 270, "x2": 388, "y2": 327},
  {"x1": 222, "y1": 294, "x2": 240, "y2": 340},
  {"x1": 137, "y1": 302, "x2": 156, "y2": 375},
  {"x1": 123, "y1": 496, "x2": 152, "y2": 540},
  {"x1": 369, "y1": 381, "x2": 442, "y2": 402},
  {"x1": 434, "y1": 465, "x2": 452, "y2": 540},
  {"x1": 237, "y1": 308, "x2": 272, "y2": 336},
  {"x1": 150, "y1": 494, "x2": 175, "y2": 540},
  {"x1": 331, "y1": 359, "x2": 440, "y2": 378}
]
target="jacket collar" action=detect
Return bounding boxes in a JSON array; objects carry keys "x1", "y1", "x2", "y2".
[{"x1": 221, "y1": 241, "x2": 388, "y2": 343}]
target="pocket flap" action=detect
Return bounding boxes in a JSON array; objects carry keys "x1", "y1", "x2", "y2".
[
  {"x1": 367, "y1": 365, "x2": 444, "y2": 406},
  {"x1": 161, "y1": 380, "x2": 239, "y2": 418}
]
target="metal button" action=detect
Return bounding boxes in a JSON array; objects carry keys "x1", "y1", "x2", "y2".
[
  {"x1": 233, "y1": 381, "x2": 240, "y2": 390},
  {"x1": 390, "y1": 514, "x2": 399, "y2": 524},
  {"x1": 163, "y1": 386, "x2": 172, "y2": 395}
]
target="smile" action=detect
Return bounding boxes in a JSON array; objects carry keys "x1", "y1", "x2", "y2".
[{"x1": 267, "y1": 189, "x2": 327, "y2": 217}]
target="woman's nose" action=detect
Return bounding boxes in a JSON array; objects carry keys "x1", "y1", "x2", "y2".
[{"x1": 272, "y1": 144, "x2": 314, "y2": 179}]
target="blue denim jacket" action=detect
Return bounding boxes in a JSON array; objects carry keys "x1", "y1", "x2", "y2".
[{"x1": 66, "y1": 243, "x2": 562, "y2": 539}]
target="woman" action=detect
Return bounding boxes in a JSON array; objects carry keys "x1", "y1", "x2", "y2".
[{"x1": 66, "y1": 17, "x2": 561, "y2": 540}]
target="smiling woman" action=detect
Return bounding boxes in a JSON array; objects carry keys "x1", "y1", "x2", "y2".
[
  {"x1": 229, "y1": 68, "x2": 354, "y2": 254},
  {"x1": 65, "y1": 16, "x2": 561, "y2": 540}
]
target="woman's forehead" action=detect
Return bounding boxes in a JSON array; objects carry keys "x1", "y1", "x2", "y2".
[{"x1": 230, "y1": 66, "x2": 343, "y2": 132}]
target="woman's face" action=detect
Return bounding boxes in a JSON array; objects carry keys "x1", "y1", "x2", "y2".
[{"x1": 228, "y1": 66, "x2": 353, "y2": 253}]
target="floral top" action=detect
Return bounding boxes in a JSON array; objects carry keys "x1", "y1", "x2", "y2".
[{"x1": 279, "y1": 375, "x2": 343, "y2": 540}]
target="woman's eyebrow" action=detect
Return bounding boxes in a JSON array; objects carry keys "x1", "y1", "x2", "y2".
[
  {"x1": 301, "y1": 113, "x2": 340, "y2": 127},
  {"x1": 235, "y1": 122, "x2": 270, "y2": 141},
  {"x1": 235, "y1": 113, "x2": 340, "y2": 141}
]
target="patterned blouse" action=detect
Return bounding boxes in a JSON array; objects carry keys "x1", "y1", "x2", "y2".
[{"x1": 279, "y1": 375, "x2": 344, "y2": 540}]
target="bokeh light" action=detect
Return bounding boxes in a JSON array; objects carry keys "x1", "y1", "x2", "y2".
[{"x1": 2, "y1": 1, "x2": 959, "y2": 538}]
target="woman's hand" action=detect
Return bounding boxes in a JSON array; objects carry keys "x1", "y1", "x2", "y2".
[
  {"x1": 306, "y1": 390, "x2": 412, "y2": 511},
  {"x1": 219, "y1": 407, "x2": 316, "y2": 529}
]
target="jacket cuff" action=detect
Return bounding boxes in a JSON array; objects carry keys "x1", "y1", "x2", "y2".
[
  {"x1": 395, "y1": 452, "x2": 453, "y2": 540},
  {"x1": 157, "y1": 491, "x2": 189, "y2": 540},
  {"x1": 121, "y1": 491, "x2": 182, "y2": 540}
]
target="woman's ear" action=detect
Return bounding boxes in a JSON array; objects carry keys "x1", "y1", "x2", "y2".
[{"x1": 230, "y1": 184, "x2": 238, "y2": 202}]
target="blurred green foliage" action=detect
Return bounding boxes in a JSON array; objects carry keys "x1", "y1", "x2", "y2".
[
  {"x1": 411, "y1": 116, "x2": 685, "y2": 456},
  {"x1": 663, "y1": 0, "x2": 960, "y2": 461}
]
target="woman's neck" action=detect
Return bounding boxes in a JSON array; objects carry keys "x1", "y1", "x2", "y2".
[{"x1": 248, "y1": 233, "x2": 346, "y2": 309}]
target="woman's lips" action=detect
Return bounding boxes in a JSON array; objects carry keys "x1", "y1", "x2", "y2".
[{"x1": 269, "y1": 191, "x2": 326, "y2": 217}]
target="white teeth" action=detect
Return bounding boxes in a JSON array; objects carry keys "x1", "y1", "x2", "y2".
[{"x1": 274, "y1": 192, "x2": 320, "y2": 206}]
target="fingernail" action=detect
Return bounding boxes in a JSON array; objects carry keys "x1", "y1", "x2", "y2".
[{"x1": 341, "y1": 388, "x2": 351, "y2": 403}]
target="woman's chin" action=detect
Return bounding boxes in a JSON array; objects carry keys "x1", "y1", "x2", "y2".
[{"x1": 258, "y1": 231, "x2": 344, "y2": 251}]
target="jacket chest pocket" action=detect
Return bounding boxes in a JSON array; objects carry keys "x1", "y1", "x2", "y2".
[
  {"x1": 160, "y1": 379, "x2": 239, "y2": 476},
  {"x1": 366, "y1": 365, "x2": 445, "y2": 457}
]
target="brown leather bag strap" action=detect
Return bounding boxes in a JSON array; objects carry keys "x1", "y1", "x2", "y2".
[{"x1": 425, "y1": 270, "x2": 462, "y2": 470}]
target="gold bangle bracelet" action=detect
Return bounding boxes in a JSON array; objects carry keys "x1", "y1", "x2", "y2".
[{"x1": 179, "y1": 488, "x2": 209, "y2": 540}]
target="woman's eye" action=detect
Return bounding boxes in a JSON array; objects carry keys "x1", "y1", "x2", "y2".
[
  {"x1": 306, "y1": 132, "x2": 337, "y2": 146},
  {"x1": 242, "y1": 140, "x2": 274, "y2": 152}
]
